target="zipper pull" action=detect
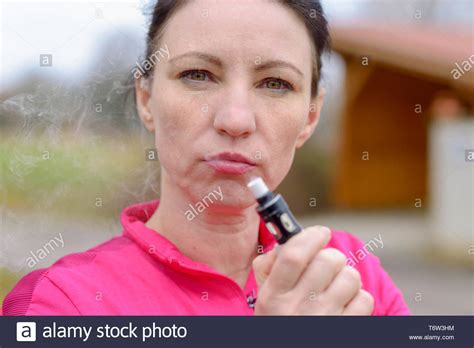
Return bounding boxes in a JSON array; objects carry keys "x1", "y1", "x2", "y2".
[{"x1": 246, "y1": 289, "x2": 256, "y2": 309}]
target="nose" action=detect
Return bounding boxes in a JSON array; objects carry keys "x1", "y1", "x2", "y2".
[{"x1": 213, "y1": 85, "x2": 256, "y2": 138}]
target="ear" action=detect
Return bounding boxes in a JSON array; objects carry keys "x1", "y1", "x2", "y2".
[
  {"x1": 135, "y1": 77, "x2": 155, "y2": 132},
  {"x1": 295, "y1": 87, "x2": 326, "y2": 149}
]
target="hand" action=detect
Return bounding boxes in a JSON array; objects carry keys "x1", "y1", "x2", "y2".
[{"x1": 253, "y1": 226, "x2": 374, "y2": 315}]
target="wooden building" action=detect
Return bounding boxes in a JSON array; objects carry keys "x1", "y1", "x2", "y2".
[{"x1": 329, "y1": 22, "x2": 473, "y2": 208}]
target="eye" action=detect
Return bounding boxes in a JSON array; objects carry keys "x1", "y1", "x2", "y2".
[
  {"x1": 260, "y1": 78, "x2": 293, "y2": 91},
  {"x1": 179, "y1": 70, "x2": 212, "y2": 82}
]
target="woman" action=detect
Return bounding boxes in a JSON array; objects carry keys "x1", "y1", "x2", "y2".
[{"x1": 3, "y1": 0, "x2": 410, "y2": 315}]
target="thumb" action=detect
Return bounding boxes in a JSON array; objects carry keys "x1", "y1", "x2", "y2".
[{"x1": 253, "y1": 246, "x2": 280, "y2": 289}]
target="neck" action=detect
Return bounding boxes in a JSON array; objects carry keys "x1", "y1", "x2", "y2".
[{"x1": 145, "y1": 172, "x2": 260, "y2": 289}]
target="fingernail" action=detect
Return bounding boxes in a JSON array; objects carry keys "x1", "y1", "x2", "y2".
[{"x1": 320, "y1": 226, "x2": 331, "y2": 237}]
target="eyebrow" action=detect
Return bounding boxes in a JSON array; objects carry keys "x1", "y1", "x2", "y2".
[
  {"x1": 254, "y1": 59, "x2": 304, "y2": 77},
  {"x1": 168, "y1": 51, "x2": 304, "y2": 77},
  {"x1": 168, "y1": 51, "x2": 223, "y2": 67}
]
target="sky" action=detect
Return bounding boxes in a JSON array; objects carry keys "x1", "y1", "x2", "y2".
[{"x1": 0, "y1": 0, "x2": 472, "y2": 92}]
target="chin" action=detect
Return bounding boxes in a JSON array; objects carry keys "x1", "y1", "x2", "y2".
[{"x1": 205, "y1": 189, "x2": 255, "y2": 212}]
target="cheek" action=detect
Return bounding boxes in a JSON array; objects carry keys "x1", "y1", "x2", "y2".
[
  {"x1": 259, "y1": 100, "x2": 307, "y2": 188},
  {"x1": 149, "y1": 86, "x2": 205, "y2": 174},
  {"x1": 264, "y1": 99, "x2": 306, "y2": 149}
]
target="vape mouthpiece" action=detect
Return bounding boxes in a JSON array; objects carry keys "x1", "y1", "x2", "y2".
[
  {"x1": 247, "y1": 177, "x2": 269, "y2": 199},
  {"x1": 247, "y1": 176, "x2": 303, "y2": 244}
]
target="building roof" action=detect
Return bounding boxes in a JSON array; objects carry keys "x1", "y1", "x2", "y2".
[{"x1": 330, "y1": 22, "x2": 474, "y2": 91}]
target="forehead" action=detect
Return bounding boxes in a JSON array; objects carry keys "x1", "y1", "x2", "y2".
[{"x1": 159, "y1": 0, "x2": 313, "y2": 73}]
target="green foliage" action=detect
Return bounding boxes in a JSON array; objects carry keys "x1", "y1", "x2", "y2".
[
  {"x1": 1, "y1": 134, "x2": 157, "y2": 218},
  {"x1": 0, "y1": 268, "x2": 20, "y2": 308}
]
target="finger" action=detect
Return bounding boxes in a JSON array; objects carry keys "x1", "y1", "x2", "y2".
[
  {"x1": 318, "y1": 266, "x2": 362, "y2": 313},
  {"x1": 253, "y1": 246, "x2": 280, "y2": 289},
  {"x1": 267, "y1": 225, "x2": 331, "y2": 293},
  {"x1": 294, "y1": 248, "x2": 347, "y2": 296},
  {"x1": 343, "y1": 289, "x2": 374, "y2": 315}
]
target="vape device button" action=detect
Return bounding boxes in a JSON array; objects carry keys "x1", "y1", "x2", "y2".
[
  {"x1": 280, "y1": 213, "x2": 297, "y2": 232},
  {"x1": 265, "y1": 222, "x2": 281, "y2": 238}
]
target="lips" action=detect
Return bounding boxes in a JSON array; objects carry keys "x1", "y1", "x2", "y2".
[{"x1": 204, "y1": 152, "x2": 256, "y2": 175}]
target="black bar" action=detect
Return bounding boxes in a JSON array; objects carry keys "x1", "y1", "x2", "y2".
[{"x1": 1, "y1": 316, "x2": 472, "y2": 347}]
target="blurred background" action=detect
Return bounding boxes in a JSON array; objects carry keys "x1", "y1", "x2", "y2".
[{"x1": 0, "y1": 0, "x2": 473, "y2": 314}]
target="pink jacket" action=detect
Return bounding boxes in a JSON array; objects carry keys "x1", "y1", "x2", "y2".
[{"x1": 2, "y1": 199, "x2": 410, "y2": 315}]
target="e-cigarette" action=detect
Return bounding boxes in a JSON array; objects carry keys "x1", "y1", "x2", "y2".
[{"x1": 247, "y1": 177, "x2": 302, "y2": 244}]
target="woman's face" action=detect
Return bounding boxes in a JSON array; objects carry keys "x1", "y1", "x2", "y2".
[{"x1": 136, "y1": 0, "x2": 324, "y2": 210}]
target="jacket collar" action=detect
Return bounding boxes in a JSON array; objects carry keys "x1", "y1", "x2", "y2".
[{"x1": 121, "y1": 199, "x2": 277, "y2": 274}]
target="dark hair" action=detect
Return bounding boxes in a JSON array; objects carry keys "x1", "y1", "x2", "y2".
[{"x1": 143, "y1": 0, "x2": 330, "y2": 97}]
